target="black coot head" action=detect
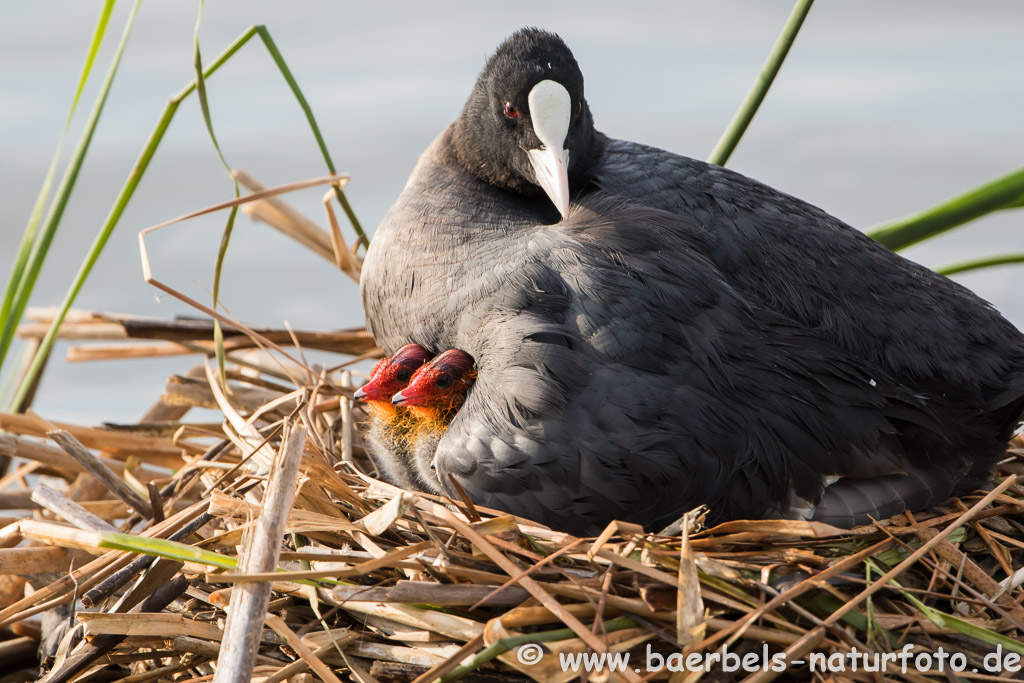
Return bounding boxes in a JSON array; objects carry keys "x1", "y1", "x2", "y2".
[{"x1": 451, "y1": 28, "x2": 597, "y2": 218}]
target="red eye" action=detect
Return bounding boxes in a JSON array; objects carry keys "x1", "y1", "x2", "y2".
[
  {"x1": 574, "y1": 101, "x2": 582, "y2": 119},
  {"x1": 503, "y1": 102, "x2": 519, "y2": 119}
]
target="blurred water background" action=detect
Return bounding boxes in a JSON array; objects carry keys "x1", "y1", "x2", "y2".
[{"x1": 1, "y1": 1, "x2": 1022, "y2": 424}]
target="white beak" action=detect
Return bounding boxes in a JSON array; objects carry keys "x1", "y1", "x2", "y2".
[{"x1": 526, "y1": 80, "x2": 572, "y2": 219}]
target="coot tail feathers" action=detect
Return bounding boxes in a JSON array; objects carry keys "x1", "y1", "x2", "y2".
[{"x1": 812, "y1": 463, "x2": 963, "y2": 528}]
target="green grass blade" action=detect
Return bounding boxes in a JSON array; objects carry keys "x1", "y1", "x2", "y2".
[
  {"x1": 254, "y1": 26, "x2": 367, "y2": 248},
  {"x1": 0, "y1": 0, "x2": 118, "y2": 380},
  {"x1": 69, "y1": 0, "x2": 118, "y2": 119},
  {"x1": 937, "y1": 253, "x2": 1024, "y2": 277},
  {"x1": 193, "y1": 0, "x2": 241, "y2": 387},
  {"x1": 192, "y1": 6, "x2": 237, "y2": 175},
  {"x1": 1000, "y1": 193, "x2": 1024, "y2": 210},
  {"x1": 0, "y1": 343, "x2": 34, "y2": 411},
  {"x1": 869, "y1": 166, "x2": 1024, "y2": 251},
  {"x1": 707, "y1": 0, "x2": 815, "y2": 167},
  {"x1": 9, "y1": 24, "x2": 264, "y2": 411},
  {"x1": 895, "y1": 584, "x2": 1024, "y2": 654},
  {"x1": 210, "y1": 208, "x2": 238, "y2": 383},
  {"x1": 863, "y1": 558, "x2": 1024, "y2": 655},
  {"x1": 174, "y1": 26, "x2": 260, "y2": 102},
  {"x1": 2, "y1": 0, "x2": 140, "y2": 381},
  {"x1": 11, "y1": 24, "x2": 358, "y2": 408},
  {"x1": 96, "y1": 529, "x2": 349, "y2": 589},
  {"x1": 100, "y1": 530, "x2": 240, "y2": 570}
]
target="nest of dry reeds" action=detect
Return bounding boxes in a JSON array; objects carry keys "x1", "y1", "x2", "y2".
[
  {"x1": 1, "y1": 305, "x2": 1023, "y2": 683},
  {"x1": 2, "y1": 178, "x2": 1024, "y2": 683}
]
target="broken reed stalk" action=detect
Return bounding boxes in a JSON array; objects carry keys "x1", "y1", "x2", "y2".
[
  {"x1": 16, "y1": 307, "x2": 377, "y2": 358},
  {"x1": 30, "y1": 483, "x2": 116, "y2": 533},
  {"x1": 48, "y1": 428, "x2": 154, "y2": 517},
  {"x1": 0, "y1": 430, "x2": 166, "y2": 480},
  {"x1": 213, "y1": 424, "x2": 306, "y2": 683}
]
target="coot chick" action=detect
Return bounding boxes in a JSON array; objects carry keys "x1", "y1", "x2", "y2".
[
  {"x1": 353, "y1": 343, "x2": 432, "y2": 489},
  {"x1": 391, "y1": 349, "x2": 477, "y2": 493},
  {"x1": 361, "y1": 28, "x2": 1024, "y2": 533}
]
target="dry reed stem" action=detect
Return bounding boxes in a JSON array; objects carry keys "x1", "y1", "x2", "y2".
[
  {"x1": 232, "y1": 170, "x2": 338, "y2": 264},
  {"x1": 264, "y1": 613, "x2": 344, "y2": 683},
  {"x1": 47, "y1": 429, "x2": 154, "y2": 517},
  {"x1": 213, "y1": 423, "x2": 306, "y2": 682}
]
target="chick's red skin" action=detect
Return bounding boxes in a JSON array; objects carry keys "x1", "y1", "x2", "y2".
[
  {"x1": 355, "y1": 344, "x2": 432, "y2": 403},
  {"x1": 392, "y1": 349, "x2": 477, "y2": 427},
  {"x1": 355, "y1": 344, "x2": 431, "y2": 421}
]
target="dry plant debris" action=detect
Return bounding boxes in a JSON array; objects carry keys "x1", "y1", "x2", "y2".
[{"x1": 1, "y1": 324, "x2": 1023, "y2": 682}]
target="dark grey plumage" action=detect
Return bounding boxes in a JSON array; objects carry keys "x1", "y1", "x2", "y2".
[{"x1": 360, "y1": 28, "x2": 1024, "y2": 534}]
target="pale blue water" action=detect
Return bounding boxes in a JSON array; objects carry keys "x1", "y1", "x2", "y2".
[{"x1": 1, "y1": 2, "x2": 1022, "y2": 423}]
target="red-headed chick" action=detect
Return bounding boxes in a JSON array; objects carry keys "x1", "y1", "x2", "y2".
[
  {"x1": 353, "y1": 343, "x2": 431, "y2": 489},
  {"x1": 390, "y1": 349, "x2": 477, "y2": 492}
]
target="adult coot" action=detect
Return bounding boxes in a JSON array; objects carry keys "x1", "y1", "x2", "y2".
[{"x1": 360, "y1": 28, "x2": 1024, "y2": 534}]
